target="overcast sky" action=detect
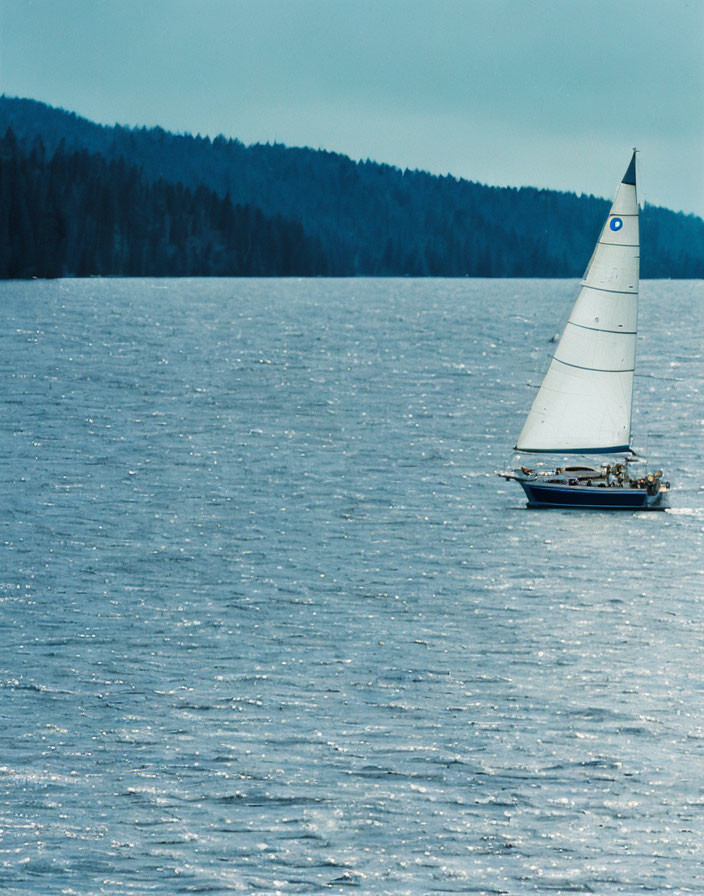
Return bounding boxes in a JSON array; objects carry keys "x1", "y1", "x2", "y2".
[{"x1": 2, "y1": 0, "x2": 703, "y2": 216}]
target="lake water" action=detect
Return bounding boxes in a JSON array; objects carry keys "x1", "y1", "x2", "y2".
[{"x1": 0, "y1": 277, "x2": 702, "y2": 895}]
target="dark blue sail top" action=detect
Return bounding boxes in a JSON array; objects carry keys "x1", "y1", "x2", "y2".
[{"x1": 622, "y1": 151, "x2": 637, "y2": 186}]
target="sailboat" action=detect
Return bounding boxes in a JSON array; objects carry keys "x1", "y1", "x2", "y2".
[{"x1": 500, "y1": 151, "x2": 670, "y2": 510}]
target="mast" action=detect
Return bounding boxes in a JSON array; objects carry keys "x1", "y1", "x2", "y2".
[{"x1": 516, "y1": 151, "x2": 640, "y2": 454}]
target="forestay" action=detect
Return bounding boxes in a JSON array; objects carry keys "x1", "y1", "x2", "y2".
[{"x1": 516, "y1": 153, "x2": 639, "y2": 454}]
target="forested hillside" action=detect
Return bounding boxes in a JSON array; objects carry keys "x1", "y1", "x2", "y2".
[
  {"x1": 0, "y1": 130, "x2": 325, "y2": 278},
  {"x1": 1, "y1": 95, "x2": 703, "y2": 278}
]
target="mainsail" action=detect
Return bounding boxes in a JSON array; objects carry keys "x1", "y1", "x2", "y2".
[{"x1": 516, "y1": 152, "x2": 639, "y2": 454}]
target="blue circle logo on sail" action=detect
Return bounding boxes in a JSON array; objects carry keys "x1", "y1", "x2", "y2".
[{"x1": 610, "y1": 217, "x2": 623, "y2": 231}]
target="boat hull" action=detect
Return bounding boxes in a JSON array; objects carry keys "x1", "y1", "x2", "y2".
[{"x1": 517, "y1": 480, "x2": 667, "y2": 511}]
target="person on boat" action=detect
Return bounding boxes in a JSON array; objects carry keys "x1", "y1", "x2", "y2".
[
  {"x1": 646, "y1": 473, "x2": 661, "y2": 496},
  {"x1": 607, "y1": 467, "x2": 618, "y2": 486}
]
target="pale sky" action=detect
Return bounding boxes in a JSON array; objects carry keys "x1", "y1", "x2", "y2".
[{"x1": 1, "y1": 0, "x2": 703, "y2": 216}]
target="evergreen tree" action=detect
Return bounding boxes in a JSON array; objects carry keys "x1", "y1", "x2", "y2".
[{"x1": 0, "y1": 127, "x2": 326, "y2": 278}]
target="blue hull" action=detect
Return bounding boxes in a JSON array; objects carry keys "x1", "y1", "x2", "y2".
[{"x1": 519, "y1": 481, "x2": 665, "y2": 510}]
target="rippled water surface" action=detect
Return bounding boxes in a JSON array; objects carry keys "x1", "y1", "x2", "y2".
[{"x1": 1, "y1": 277, "x2": 703, "y2": 894}]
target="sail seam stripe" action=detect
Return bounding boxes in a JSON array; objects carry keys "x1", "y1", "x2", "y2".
[
  {"x1": 598, "y1": 241, "x2": 639, "y2": 248},
  {"x1": 608, "y1": 213, "x2": 638, "y2": 217},
  {"x1": 580, "y1": 283, "x2": 638, "y2": 296},
  {"x1": 567, "y1": 321, "x2": 636, "y2": 335},
  {"x1": 553, "y1": 357, "x2": 634, "y2": 373}
]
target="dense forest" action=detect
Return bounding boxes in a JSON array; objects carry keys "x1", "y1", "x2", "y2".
[
  {"x1": 0, "y1": 130, "x2": 325, "y2": 278},
  {"x1": 1, "y1": 95, "x2": 703, "y2": 278}
]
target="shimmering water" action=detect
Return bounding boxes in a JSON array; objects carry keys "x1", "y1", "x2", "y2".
[{"x1": 1, "y1": 277, "x2": 702, "y2": 895}]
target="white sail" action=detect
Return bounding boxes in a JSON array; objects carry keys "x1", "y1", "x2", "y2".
[{"x1": 516, "y1": 152, "x2": 639, "y2": 454}]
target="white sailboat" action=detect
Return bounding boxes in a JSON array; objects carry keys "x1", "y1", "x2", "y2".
[{"x1": 501, "y1": 151, "x2": 670, "y2": 510}]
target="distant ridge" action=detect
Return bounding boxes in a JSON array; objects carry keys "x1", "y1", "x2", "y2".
[{"x1": 1, "y1": 95, "x2": 702, "y2": 278}]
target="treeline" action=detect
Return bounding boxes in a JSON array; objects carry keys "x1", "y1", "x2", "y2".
[
  {"x1": 1, "y1": 95, "x2": 703, "y2": 278},
  {"x1": 0, "y1": 129, "x2": 325, "y2": 278}
]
